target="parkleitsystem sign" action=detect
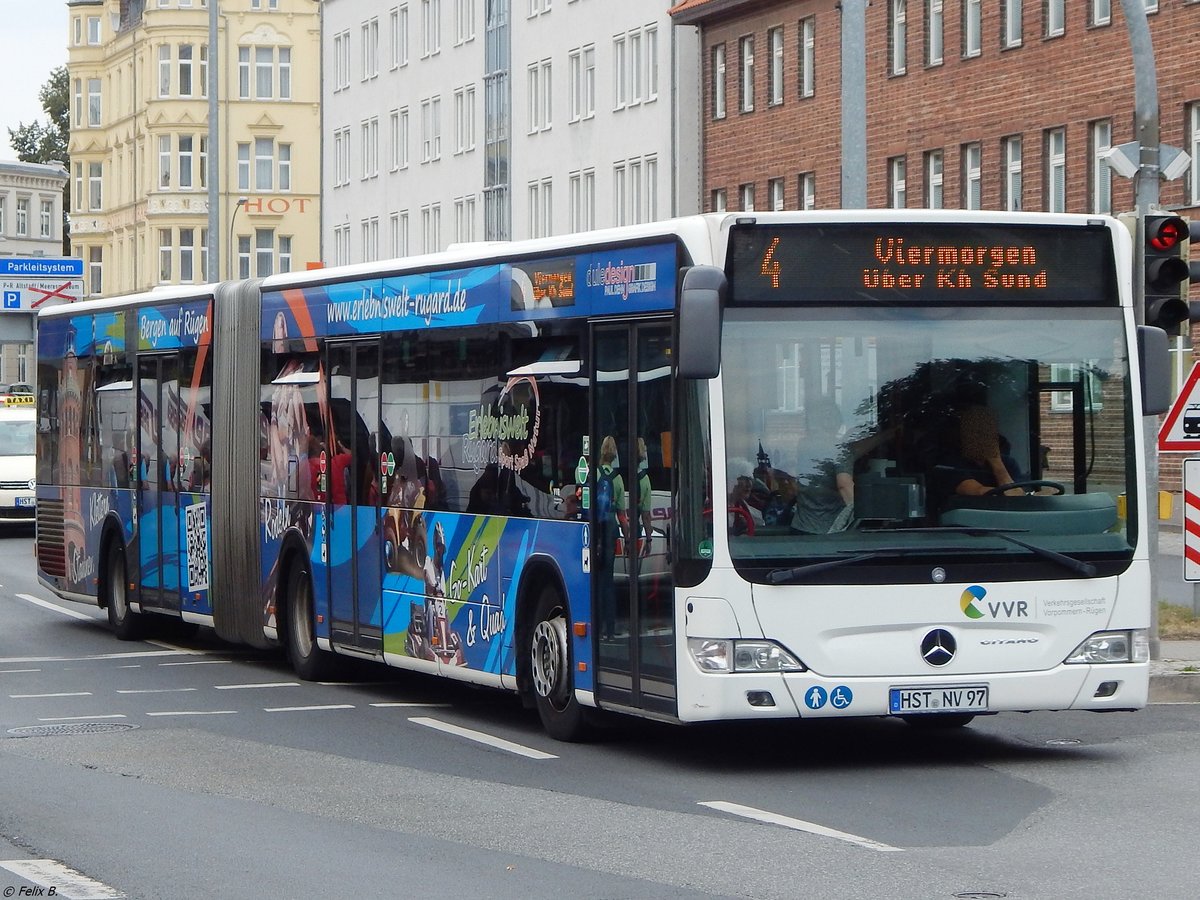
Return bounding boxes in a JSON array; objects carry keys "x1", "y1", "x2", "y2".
[{"x1": 0, "y1": 258, "x2": 83, "y2": 312}]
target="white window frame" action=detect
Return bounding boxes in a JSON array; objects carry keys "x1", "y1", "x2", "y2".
[
  {"x1": 1003, "y1": 135, "x2": 1023, "y2": 211},
  {"x1": 925, "y1": 150, "x2": 943, "y2": 208},
  {"x1": 712, "y1": 44, "x2": 727, "y2": 119},
  {"x1": 962, "y1": 142, "x2": 982, "y2": 209},
  {"x1": 768, "y1": 26, "x2": 784, "y2": 105},
  {"x1": 739, "y1": 36, "x2": 754, "y2": 112},
  {"x1": 926, "y1": 0, "x2": 944, "y2": 65},
  {"x1": 799, "y1": 18, "x2": 815, "y2": 97},
  {"x1": 891, "y1": 0, "x2": 907, "y2": 76},
  {"x1": 1091, "y1": 120, "x2": 1112, "y2": 215},
  {"x1": 768, "y1": 176, "x2": 785, "y2": 211},
  {"x1": 889, "y1": 156, "x2": 907, "y2": 208},
  {"x1": 1003, "y1": 0, "x2": 1022, "y2": 47},
  {"x1": 1046, "y1": 0, "x2": 1064, "y2": 37},
  {"x1": 962, "y1": 0, "x2": 981, "y2": 57},
  {"x1": 392, "y1": 5, "x2": 409, "y2": 69},
  {"x1": 1046, "y1": 127, "x2": 1066, "y2": 213},
  {"x1": 798, "y1": 172, "x2": 815, "y2": 210}
]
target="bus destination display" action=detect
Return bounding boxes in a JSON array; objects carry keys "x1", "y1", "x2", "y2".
[{"x1": 727, "y1": 222, "x2": 1118, "y2": 305}]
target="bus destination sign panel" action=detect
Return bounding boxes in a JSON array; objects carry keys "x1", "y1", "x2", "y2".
[{"x1": 726, "y1": 222, "x2": 1118, "y2": 306}]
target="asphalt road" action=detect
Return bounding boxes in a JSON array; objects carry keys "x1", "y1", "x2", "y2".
[{"x1": 1, "y1": 528, "x2": 1197, "y2": 900}]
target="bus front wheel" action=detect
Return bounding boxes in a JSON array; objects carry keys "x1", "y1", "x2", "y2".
[
  {"x1": 105, "y1": 542, "x2": 144, "y2": 641},
  {"x1": 285, "y1": 561, "x2": 335, "y2": 681},
  {"x1": 530, "y1": 586, "x2": 594, "y2": 742}
]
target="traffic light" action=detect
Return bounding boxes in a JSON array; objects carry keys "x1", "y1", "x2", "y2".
[{"x1": 1143, "y1": 214, "x2": 1190, "y2": 333}]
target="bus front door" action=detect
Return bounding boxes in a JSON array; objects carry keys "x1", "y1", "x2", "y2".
[
  {"x1": 136, "y1": 355, "x2": 181, "y2": 613},
  {"x1": 592, "y1": 322, "x2": 677, "y2": 718},
  {"x1": 326, "y1": 341, "x2": 384, "y2": 655}
]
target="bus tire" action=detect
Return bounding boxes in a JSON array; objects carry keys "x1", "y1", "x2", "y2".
[
  {"x1": 105, "y1": 542, "x2": 145, "y2": 641},
  {"x1": 901, "y1": 713, "x2": 975, "y2": 729},
  {"x1": 530, "y1": 585, "x2": 595, "y2": 742},
  {"x1": 285, "y1": 560, "x2": 336, "y2": 681}
]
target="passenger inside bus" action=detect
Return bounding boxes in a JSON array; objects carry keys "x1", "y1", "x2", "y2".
[{"x1": 937, "y1": 405, "x2": 1027, "y2": 498}]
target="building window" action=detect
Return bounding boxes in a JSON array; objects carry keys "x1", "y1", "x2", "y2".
[
  {"x1": 456, "y1": 0, "x2": 476, "y2": 45},
  {"x1": 1090, "y1": 0, "x2": 1111, "y2": 26},
  {"x1": 924, "y1": 150, "x2": 943, "y2": 208},
  {"x1": 89, "y1": 162, "x2": 102, "y2": 210},
  {"x1": 256, "y1": 229, "x2": 275, "y2": 277},
  {"x1": 334, "y1": 30, "x2": 351, "y2": 89},
  {"x1": 1002, "y1": 135, "x2": 1022, "y2": 210},
  {"x1": 362, "y1": 17, "x2": 380, "y2": 80},
  {"x1": 528, "y1": 60, "x2": 552, "y2": 132},
  {"x1": 361, "y1": 117, "x2": 379, "y2": 179},
  {"x1": 1002, "y1": 0, "x2": 1022, "y2": 47},
  {"x1": 1046, "y1": 127, "x2": 1066, "y2": 212},
  {"x1": 159, "y1": 45, "x2": 172, "y2": 97},
  {"x1": 278, "y1": 143, "x2": 291, "y2": 191},
  {"x1": 361, "y1": 218, "x2": 379, "y2": 262},
  {"x1": 962, "y1": 0, "x2": 981, "y2": 57},
  {"x1": 890, "y1": 0, "x2": 907, "y2": 76},
  {"x1": 15, "y1": 199, "x2": 28, "y2": 237},
  {"x1": 926, "y1": 0, "x2": 944, "y2": 65},
  {"x1": 89, "y1": 247, "x2": 102, "y2": 296},
  {"x1": 739, "y1": 36, "x2": 754, "y2": 112},
  {"x1": 179, "y1": 44, "x2": 195, "y2": 96},
  {"x1": 569, "y1": 45, "x2": 596, "y2": 121},
  {"x1": 613, "y1": 33, "x2": 628, "y2": 109},
  {"x1": 87, "y1": 16, "x2": 101, "y2": 45},
  {"x1": 739, "y1": 182, "x2": 755, "y2": 211},
  {"x1": 39, "y1": 199, "x2": 53, "y2": 238},
  {"x1": 629, "y1": 29, "x2": 643, "y2": 105},
  {"x1": 392, "y1": 108, "x2": 410, "y2": 170},
  {"x1": 798, "y1": 172, "x2": 816, "y2": 209},
  {"x1": 1045, "y1": 0, "x2": 1064, "y2": 37},
  {"x1": 768, "y1": 27, "x2": 784, "y2": 105},
  {"x1": 179, "y1": 135, "x2": 194, "y2": 189},
  {"x1": 528, "y1": 178, "x2": 553, "y2": 238},
  {"x1": 711, "y1": 44, "x2": 727, "y2": 119},
  {"x1": 391, "y1": 211, "x2": 409, "y2": 258},
  {"x1": 421, "y1": 202, "x2": 441, "y2": 253},
  {"x1": 613, "y1": 162, "x2": 627, "y2": 226},
  {"x1": 711, "y1": 188, "x2": 727, "y2": 212},
  {"x1": 421, "y1": 96, "x2": 442, "y2": 161},
  {"x1": 1090, "y1": 120, "x2": 1112, "y2": 214},
  {"x1": 180, "y1": 227, "x2": 195, "y2": 283},
  {"x1": 392, "y1": 5, "x2": 409, "y2": 68},
  {"x1": 334, "y1": 127, "x2": 351, "y2": 186},
  {"x1": 88, "y1": 79, "x2": 101, "y2": 127},
  {"x1": 569, "y1": 168, "x2": 595, "y2": 231},
  {"x1": 454, "y1": 195, "x2": 476, "y2": 242},
  {"x1": 255, "y1": 137, "x2": 274, "y2": 190},
  {"x1": 422, "y1": 0, "x2": 442, "y2": 57},
  {"x1": 799, "y1": 18, "x2": 815, "y2": 97},
  {"x1": 889, "y1": 156, "x2": 907, "y2": 208},
  {"x1": 1189, "y1": 104, "x2": 1200, "y2": 206},
  {"x1": 454, "y1": 84, "x2": 476, "y2": 153},
  {"x1": 238, "y1": 46, "x2": 291, "y2": 100},
  {"x1": 1144, "y1": 0, "x2": 1158, "y2": 13},
  {"x1": 332, "y1": 225, "x2": 350, "y2": 267},
  {"x1": 768, "y1": 177, "x2": 785, "y2": 210},
  {"x1": 159, "y1": 228, "x2": 173, "y2": 282},
  {"x1": 962, "y1": 142, "x2": 982, "y2": 209}
]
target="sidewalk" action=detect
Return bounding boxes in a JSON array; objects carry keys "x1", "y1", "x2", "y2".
[{"x1": 1152, "y1": 640, "x2": 1200, "y2": 703}]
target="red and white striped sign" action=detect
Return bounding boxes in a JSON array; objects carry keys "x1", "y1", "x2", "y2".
[{"x1": 1184, "y1": 459, "x2": 1200, "y2": 582}]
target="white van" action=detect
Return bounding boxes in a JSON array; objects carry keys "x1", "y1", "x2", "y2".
[{"x1": 0, "y1": 394, "x2": 36, "y2": 521}]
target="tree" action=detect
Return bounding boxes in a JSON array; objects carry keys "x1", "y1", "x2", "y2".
[{"x1": 8, "y1": 66, "x2": 70, "y2": 253}]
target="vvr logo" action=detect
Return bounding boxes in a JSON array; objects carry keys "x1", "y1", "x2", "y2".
[{"x1": 960, "y1": 585, "x2": 1029, "y2": 619}]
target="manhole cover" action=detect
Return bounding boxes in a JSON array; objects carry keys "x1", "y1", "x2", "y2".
[{"x1": 7, "y1": 722, "x2": 140, "y2": 738}]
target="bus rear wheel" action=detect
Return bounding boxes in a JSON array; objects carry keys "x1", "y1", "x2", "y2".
[
  {"x1": 285, "y1": 561, "x2": 335, "y2": 681},
  {"x1": 105, "y1": 542, "x2": 145, "y2": 641},
  {"x1": 530, "y1": 586, "x2": 594, "y2": 742}
]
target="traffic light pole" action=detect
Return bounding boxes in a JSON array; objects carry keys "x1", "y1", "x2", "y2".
[{"x1": 1119, "y1": 0, "x2": 1162, "y2": 658}]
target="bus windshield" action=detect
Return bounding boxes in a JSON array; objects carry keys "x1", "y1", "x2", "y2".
[{"x1": 722, "y1": 306, "x2": 1134, "y2": 582}]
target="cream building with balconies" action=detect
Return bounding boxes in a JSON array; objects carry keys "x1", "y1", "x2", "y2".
[{"x1": 66, "y1": 0, "x2": 320, "y2": 297}]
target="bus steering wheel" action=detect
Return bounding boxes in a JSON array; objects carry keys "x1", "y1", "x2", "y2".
[{"x1": 985, "y1": 480, "x2": 1065, "y2": 497}]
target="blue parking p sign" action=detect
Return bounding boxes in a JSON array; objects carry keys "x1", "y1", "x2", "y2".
[{"x1": 2, "y1": 290, "x2": 19, "y2": 309}]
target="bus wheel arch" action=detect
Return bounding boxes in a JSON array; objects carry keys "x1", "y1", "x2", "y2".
[
  {"x1": 100, "y1": 527, "x2": 143, "y2": 640},
  {"x1": 519, "y1": 562, "x2": 596, "y2": 741},
  {"x1": 278, "y1": 540, "x2": 335, "y2": 681}
]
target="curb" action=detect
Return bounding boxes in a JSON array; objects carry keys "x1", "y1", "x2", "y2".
[{"x1": 1150, "y1": 674, "x2": 1200, "y2": 703}]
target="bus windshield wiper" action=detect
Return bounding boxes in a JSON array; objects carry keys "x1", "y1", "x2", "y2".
[
  {"x1": 863, "y1": 526, "x2": 1098, "y2": 578},
  {"x1": 768, "y1": 552, "x2": 880, "y2": 584}
]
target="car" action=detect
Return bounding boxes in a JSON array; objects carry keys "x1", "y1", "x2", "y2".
[{"x1": 0, "y1": 397, "x2": 36, "y2": 522}]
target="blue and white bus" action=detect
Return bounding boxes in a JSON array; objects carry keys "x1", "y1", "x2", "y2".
[{"x1": 35, "y1": 211, "x2": 1167, "y2": 739}]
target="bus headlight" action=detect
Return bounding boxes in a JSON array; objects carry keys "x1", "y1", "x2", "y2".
[
  {"x1": 1064, "y1": 629, "x2": 1149, "y2": 665},
  {"x1": 688, "y1": 638, "x2": 807, "y2": 673}
]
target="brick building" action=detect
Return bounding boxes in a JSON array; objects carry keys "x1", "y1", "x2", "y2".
[{"x1": 671, "y1": 0, "x2": 1200, "y2": 489}]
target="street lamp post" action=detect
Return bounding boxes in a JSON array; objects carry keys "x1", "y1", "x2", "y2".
[{"x1": 227, "y1": 198, "x2": 247, "y2": 280}]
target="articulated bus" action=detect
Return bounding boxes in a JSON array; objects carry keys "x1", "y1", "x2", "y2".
[{"x1": 34, "y1": 211, "x2": 1169, "y2": 740}]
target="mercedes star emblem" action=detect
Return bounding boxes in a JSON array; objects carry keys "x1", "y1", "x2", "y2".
[{"x1": 921, "y1": 629, "x2": 956, "y2": 667}]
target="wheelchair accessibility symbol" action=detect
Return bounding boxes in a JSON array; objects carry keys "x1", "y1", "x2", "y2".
[{"x1": 830, "y1": 685, "x2": 854, "y2": 709}]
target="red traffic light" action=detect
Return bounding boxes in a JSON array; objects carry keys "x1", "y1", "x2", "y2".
[{"x1": 1148, "y1": 215, "x2": 1187, "y2": 252}]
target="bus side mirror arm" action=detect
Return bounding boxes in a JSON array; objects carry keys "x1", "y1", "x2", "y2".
[
  {"x1": 677, "y1": 265, "x2": 726, "y2": 380},
  {"x1": 1138, "y1": 325, "x2": 1171, "y2": 416}
]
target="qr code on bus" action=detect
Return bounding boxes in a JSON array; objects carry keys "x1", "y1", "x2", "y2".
[{"x1": 185, "y1": 501, "x2": 210, "y2": 593}]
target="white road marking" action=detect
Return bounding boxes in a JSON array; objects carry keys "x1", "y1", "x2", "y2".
[
  {"x1": 698, "y1": 801, "x2": 903, "y2": 852},
  {"x1": 264, "y1": 704, "x2": 355, "y2": 712},
  {"x1": 38, "y1": 714, "x2": 128, "y2": 722},
  {"x1": 9, "y1": 692, "x2": 93, "y2": 699},
  {"x1": 0, "y1": 668, "x2": 41, "y2": 674},
  {"x1": 409, "y1": 716, "x2": 559, "y2": 760},
  {"x1": 15, "y1": 592, "x2": 97, "y2": 622},
  {"x1": 0, "y1": 650, "x2": 200, "y2": 664},
  {"x1": 0, "y1": 857, "x2": 124, "y2": 898},
  {"x1": 116, "y1": 688, "x2": 198, "y2": 694},
  {"x1": 159, "y1": 659, "x2": 232, "y2": 666},
  {"x1": 369, "y1": 702, "x2": 452, "y2": 708},
  {"x1": 145, "y1": 710, "x2": 238, "y2": 717},
  {"x1": 214, "y1": 681, "x2": 300, "y2": 690}
]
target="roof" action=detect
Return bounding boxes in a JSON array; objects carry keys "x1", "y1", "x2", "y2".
[{"x1": 669, "y1": 0, "x2": 754, "y2": 25}]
